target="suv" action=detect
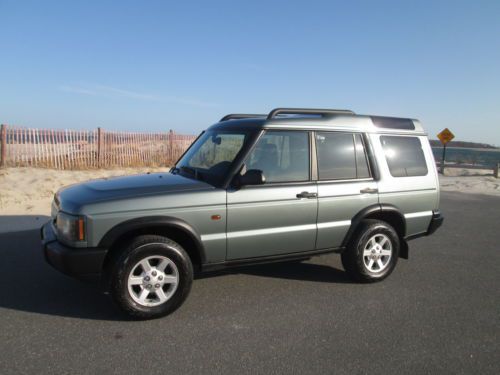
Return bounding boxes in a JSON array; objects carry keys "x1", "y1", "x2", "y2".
[{"x1": 41, "y1": 108, "x2": 443, "y2": 319}]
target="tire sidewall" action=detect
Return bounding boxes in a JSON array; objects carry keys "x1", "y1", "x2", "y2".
[
  {"x1": 354, "y1": 222, "x2": 400, "y2": 281},
  {"x1": 112, "y1": 239, "x2": 193, "y2": 318}
]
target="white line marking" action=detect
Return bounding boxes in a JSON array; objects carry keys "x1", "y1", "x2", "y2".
[
  {"x1": 317, "y1": 220, "x2": 351, "y2": 229},
  {"x1": 200, "y1": 233, "x2": 226, "y2": 241},
  {"x1": 201, "y1": 220, "x2": 353, "y2": 242},
  {"x1": 404, "y1": 211, "x2": 433, "y2": 219},
  {"x1": 227, "y1": 224, "x2": 316, "y2": 239}
]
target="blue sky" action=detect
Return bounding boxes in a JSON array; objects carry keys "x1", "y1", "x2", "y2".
[{"x1": 1, "y1": 0, "x2": 499, "y2": 145}]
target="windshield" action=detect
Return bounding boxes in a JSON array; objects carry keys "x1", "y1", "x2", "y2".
[{"x1": 173, "y1": 130, "x2": 250, "y2": 186}]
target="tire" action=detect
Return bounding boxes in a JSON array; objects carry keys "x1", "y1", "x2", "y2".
[
  {"x1": 341, "y1": 219, "x2": 399, "y2": 283},
  {"x1": 109, "y1": 235, "x2": 193, "y2": 319}
]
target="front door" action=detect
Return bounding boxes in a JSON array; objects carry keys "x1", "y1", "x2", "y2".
[{"x1": 226, "y1": 130, "x2": 318, "y2": 260}]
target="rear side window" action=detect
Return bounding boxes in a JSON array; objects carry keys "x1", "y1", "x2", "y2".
[
  {"x1": 380, "y1": 136, "x2": 428, "y2": 177},
  {"x1": 316, "y1": 132, "x2": 371, "y2": 180}
]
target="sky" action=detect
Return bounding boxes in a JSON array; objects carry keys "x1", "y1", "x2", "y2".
[{"x1": 1, "y1": 0, "x2": 499, "y2": 145}]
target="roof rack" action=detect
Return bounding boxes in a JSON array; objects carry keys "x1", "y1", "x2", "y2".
[
  {"x1": 220, "y1": 114, "x2": 267, "y2": 122},
  {"x1": 267, "y1": 108, "x2": 355, "y2": 120},
  {"x1": 220, "y1": 108, "x2": 355, "y2": 122}
]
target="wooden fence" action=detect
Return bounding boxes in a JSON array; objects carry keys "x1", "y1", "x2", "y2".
[{"x1": 0, "y1": 124, "x2": 197, "y2": 169}]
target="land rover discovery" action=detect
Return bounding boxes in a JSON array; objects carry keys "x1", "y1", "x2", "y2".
[{"x1": 41, "y1": 108, "x2": 443, "y2": 319}]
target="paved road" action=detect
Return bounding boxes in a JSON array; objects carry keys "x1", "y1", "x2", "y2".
[{"x1": 0, "y1": 192, "x2": 499, "y2": 374}]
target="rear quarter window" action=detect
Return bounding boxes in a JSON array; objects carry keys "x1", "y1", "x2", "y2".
[{"x1": 380, "y1": 136, "x2": 428, "y2": 177}]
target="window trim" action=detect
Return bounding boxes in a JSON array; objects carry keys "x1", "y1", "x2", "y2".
[
  {"x1": 223, "y1": 130, "x2": 264, "y2": 189},
  {"x1": 314, "y1": 130, "x2": 373, "y2": 182},
  {"x1": 362, "y1": 133, "x2": 380, "y2": 181},
  {"x1": 310, "y1": 131, "x2": 318, "y2": 181},
  {"x1": 316, "y1": 177, "x2": 374, "y2": 185},
  {"x1": 354, "y1": 133, "x2": 372, "y2": 179}
]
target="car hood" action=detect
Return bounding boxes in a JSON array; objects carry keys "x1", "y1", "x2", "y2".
[{"x1": 56, "y1": 172, "x2": 214, "y2": 214}]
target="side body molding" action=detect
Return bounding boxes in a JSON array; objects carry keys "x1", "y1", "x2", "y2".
[
  {"x1": 341, "y1": 204, "x2": 407, "y2": 249},
  {"x1": 98, "y1": 216, "x2": 207, "y2": 264}
]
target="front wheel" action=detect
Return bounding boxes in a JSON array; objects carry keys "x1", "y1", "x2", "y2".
[
  {"x1": 341, "y1": 219, "x2": 400, "y2": 283},
  {"x1": 109, "y1": 235, "x2": 193, "y2": 319}
]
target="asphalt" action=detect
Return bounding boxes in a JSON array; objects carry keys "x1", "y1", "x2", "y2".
[{"x1": 0, "y1": 191, "x2": 499, "y2": 375}]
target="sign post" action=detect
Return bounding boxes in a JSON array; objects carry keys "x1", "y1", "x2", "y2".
[{"x1": 437, "y1": 128, "x2": 455, "y2": 174}]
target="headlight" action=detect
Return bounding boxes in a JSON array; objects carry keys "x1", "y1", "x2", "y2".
[{"x1": 56, "y1": 212, "x2": 86, "y2": 242}]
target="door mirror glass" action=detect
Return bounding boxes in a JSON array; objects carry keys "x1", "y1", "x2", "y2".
[{"x1": 211, "y1": 135, "x2": 222, "y2": 145}]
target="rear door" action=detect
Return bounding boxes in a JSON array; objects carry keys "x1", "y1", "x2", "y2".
[
  {"x1": 315, "y1": 132, "x2": 379, "y2": 249},
  {"x1": 226, "y1": 130, "x2": 318, "y2": 260}
]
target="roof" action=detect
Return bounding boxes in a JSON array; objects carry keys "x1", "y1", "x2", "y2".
[{"x1": 209, "y1": 108, "x2": 425, "y2": 135}]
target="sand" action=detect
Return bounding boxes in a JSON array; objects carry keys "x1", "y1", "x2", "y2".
[
  {"x1": 0, "y1": 167, "x2": 166, "y2": 215},
  {"x1": 0, "y1": 167, "x2": 165, "y2": 233},
  {"x1": 0, "y1": 166, "x2": 498, "y2": 233},
  {"x1": 439, "y1": 168, "x2": 500, "y2": 196}
]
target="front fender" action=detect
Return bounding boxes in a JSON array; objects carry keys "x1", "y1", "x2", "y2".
[{"x1": 98, "y1": 216, "x2": 207, "y2": 264}]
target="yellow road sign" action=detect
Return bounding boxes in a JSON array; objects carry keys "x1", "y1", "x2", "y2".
[{"x1": 437, "y1": 128, "x2": 455, "y2": 145}]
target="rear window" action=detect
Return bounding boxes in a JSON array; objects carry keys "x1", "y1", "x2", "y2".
[{"x1": 380, "y1": 136, "x2": 428, "y2": 177}]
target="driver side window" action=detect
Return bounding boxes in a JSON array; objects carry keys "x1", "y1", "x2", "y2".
[{"x1": 245, "y1": 131, "x2": 309, "y2": 183}]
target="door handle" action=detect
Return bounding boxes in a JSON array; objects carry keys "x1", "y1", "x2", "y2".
[
  {"x1": 360, "y1": 187, "x2": 378, "y2": 194},
  {"x1": 296, "y1": 191, "x2": 317, "y2": 199}
]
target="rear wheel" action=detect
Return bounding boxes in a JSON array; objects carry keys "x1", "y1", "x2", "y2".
[
  {"x1": 341, "y1": 219, "x2": 399, "y2": 282},
  {"x1": 109, "y1": 235, "x2": 193, "y2": 319}
]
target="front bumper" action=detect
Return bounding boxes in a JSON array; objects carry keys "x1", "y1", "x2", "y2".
[{"x1": 41, "y1": 221, "x2": 108, "y2": 281}]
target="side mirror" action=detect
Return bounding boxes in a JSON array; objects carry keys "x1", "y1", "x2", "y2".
[
  {"x1": 211, "y1": 135, "x2": 222, "y2": 145},
  {"x1": 237, "y1": 169, "x2": 265, "y2": 186}
]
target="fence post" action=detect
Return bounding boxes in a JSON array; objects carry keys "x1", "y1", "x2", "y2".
[
  {"x1": 439, "y1": 144, "x2": 447, "y2": 174},
  {"x1": 169, "y1": 129, "x2": 174, "y2": 164},
  {"x1": 0, "y1": 124, "x2": 6, "y2": 167},
  {"x1": 97, "y1": 127, "x2": 103, "y2": 168},
  {"x1": 494, "y1": 162, "x2": 499, "y2": 179}
]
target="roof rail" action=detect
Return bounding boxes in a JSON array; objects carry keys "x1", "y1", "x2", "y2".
[
  {"x1": 267, "y1": 108, "x2": 355, "y2": 120},
  {"x1": 220, "y1": 114, "x2": 267, "y2": 122}
]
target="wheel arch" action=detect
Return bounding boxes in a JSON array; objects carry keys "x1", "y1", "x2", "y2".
[
  {"x1": 342, "y1": 204, "x2": 408, "y2": 258},
  {"x1": 99, "y1": 216, "x2": 206, "y2": 274}
]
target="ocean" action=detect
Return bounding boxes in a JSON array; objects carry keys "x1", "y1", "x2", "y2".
[{"x1": 431, "y1": 147, "x2": 500, "y2": 168}]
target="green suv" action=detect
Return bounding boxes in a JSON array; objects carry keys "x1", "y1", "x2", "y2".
[{"x1": 41, "y1": 108, "x2": 443, "y2": 319}]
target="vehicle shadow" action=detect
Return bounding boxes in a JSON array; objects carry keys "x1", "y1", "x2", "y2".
[
  {"x1": 0, "y1": 217, "x2": 351, "y2": 321},
  {"x1": 0, "y1": 220, "x2": 127, "y2": 321},
  {"x1": 0, "y1": 214, "x2": 51, "y2": 234},
  {"x1": 197, "y1": 260, "x2": 351, "y2": 284}
]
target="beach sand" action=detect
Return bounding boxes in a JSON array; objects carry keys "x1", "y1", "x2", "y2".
[
  {"x1": 439, "y1": 168, "x2": 500, "y2": 196},
  {"x1": 0, "y1": 166, "x2": 498, "y2": 232},
  {"x1": 0, "y1": 167, "x2": 165, "y2": 232}
]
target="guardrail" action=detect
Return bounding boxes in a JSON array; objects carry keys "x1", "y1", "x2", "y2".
[
  {"x1": 0, "y1": 124, "x2": 197, "y2": 169},
  {"x1": 437, "y1": 162, "x2": 499, "y2": 178}
]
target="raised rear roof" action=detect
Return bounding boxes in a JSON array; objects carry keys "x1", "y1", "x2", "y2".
[{"x1": 210, "y1": 108, "x2": 425, "y2": 134}]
